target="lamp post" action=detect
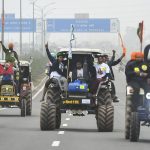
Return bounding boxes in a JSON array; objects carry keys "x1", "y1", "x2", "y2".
[
  {"x1": 30, "y1": 0, "x2": 38, "y2": 52},
  {"x1": 20, "y1": 0, "x2": 22, "y2": 54},
  {"x1": 1, "y1": 0, "x2": 5, "y2": 59},
  {"x1": 34, "y1": 2, "x2": 55, "y2": 55}
]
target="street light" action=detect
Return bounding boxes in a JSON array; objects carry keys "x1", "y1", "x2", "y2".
[
  {"x1": 29, "y1": 0, "x2": 39, "y2": 52},
  {"x1": 34, "y1": 2, "x2": 56, "y2": 54},
  {"x1": 20, "y1": 0, "x2": 22, "y2": 54}
]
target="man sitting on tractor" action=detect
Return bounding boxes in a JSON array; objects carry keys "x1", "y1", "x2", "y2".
[
  {"x1": 41, "y1": 43, "x2": 67, "y2": 102},
  {"x1": 125, "y1": 50, "x2": 150, "y2": 111}
]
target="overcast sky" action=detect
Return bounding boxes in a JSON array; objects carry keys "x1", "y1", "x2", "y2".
[
  {"x1": 0, "y1": 0, "x2": 149, "y2": 32},
  {"x1": 0, "y1": 0, "x2": 150, "y2": 46}
]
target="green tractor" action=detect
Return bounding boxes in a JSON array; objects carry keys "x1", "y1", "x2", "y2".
[{"x1": 0, "y1": 60, "x2": 32, "y2": 117}]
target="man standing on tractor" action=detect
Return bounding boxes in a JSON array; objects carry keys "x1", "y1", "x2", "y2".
[
  {"x1": 103, "y1": 50, "x2": 125, "y2": 102},
  {"x1": 91, "y1": 55, "x2": 110, "y2": 94},
  {"x1": 0, "y1": 41, "x2": 20, "y2": 66},
  {"x1": 41, "y1": 43, "x2": 67, "y2": 102},
  {"x1": 0, "y1": 41, "x2": 20, "y2": 94},
  {"x1": 125, "y1": 49, "x2": 150, "y2": 111}
]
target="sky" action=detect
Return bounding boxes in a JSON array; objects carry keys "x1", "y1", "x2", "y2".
[{"x1": 0, "y1": 0, "x2": 150, "y2": 46}]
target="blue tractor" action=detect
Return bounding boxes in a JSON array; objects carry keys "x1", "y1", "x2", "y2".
[
  {"x1": 125, "y1": 86, "x2": 150, "y2": 142},
  {"x1": 125, "y1": 44, "x2": 150, "y2": 142}
]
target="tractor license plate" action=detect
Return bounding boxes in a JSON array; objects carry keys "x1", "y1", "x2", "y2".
[
  {"x1": 63, "y1": 100, "x2": 80, "y2": 104},
  {"x1": 82, "y1": 99, "x2": 91, "y2": 104}
]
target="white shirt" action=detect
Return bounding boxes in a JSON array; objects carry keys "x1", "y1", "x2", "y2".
[
  {"x1": 95, "y1": 63, "x2": 110, "y2": 79},
  {"x1": 77, "y1": 68, "x2": 83, "y2": 78}
]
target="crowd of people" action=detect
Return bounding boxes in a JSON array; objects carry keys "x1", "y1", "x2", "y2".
[
  {"x1": 1, "y1": 40, "x2": 150, "y2": 107},
  {"x1": 41, "y1": 43, "x2": 125, "y2": 102}
]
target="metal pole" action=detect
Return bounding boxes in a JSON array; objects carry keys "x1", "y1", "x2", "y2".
[
  {"x1": 33, "y1": 2, "x2": 35, "y2": 51},
  {"x1": 20, "y1": 0, "x2": 22, "y2": 54},
  {"x1": 41, "y1": 9, "x2": 44, "y2": 55},
  {"x1": 43, "y1": 19, "x2": 46, "y2": 48},
  {"x1": 1, "y1": 0, "x2": 5, "y2": 59}
]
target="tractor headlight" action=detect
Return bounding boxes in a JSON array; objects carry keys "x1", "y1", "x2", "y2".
[
  {"x1": 1, "y1": 88, "x2": 6, "y2": 93},
  {"x1": 146, "y1": 93, "x2": 150, "y2": 99},
  {"x1": 8, "y1": 88, "x2": 13, "y2": 92}
]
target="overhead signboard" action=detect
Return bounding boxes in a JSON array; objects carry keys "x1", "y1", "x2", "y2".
[
  {"x1": 5, "y1": 13, "x2": 15, "y2": 19},
  {"x1": 0, "y1": 19, "x2": 36, "y2": 32},
  {"x1": 46, "y1": 18, "x2": 119, "y2": 33}
]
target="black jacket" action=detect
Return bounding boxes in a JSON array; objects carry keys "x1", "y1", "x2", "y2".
[
  {"x1": 51, "y1": 60, "x2": 67, "y2": 78},
  {"x1": 45, "y1": 48, "x2": 56, "y2": 63},
  {"x1": 125, "y1": 60, "x2": 150, "y2": 83},
  {"x1": 108, "y1": 55, "x2": 123, "y2": 80}
]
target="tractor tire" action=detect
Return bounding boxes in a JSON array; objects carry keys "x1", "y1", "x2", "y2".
[
  {"x1": 97, "y1": 89, "x2": 112, "y2": 105},
  {"x1": 46, "y1": 88, "x2": 61, "y2": 106},
  {"x1": 21, "y1": 99, "x2": 26, "y2": 117},
  {"x1": 125, "y1": 96, "x2": 132, "y2": 139},
  {"x1": 40, "y1": 102, "x2": 56, "y2": 131},
  {"x1": 130, "y1": 112, "x2": 140, "y2": 142},
  {"x1": 56, "y1": 109, "x2": 61, "y2": 129},
  {"x1": 26, "y1": 90, "x2": 32, "y2": 116},
  {"x1": 97, "y1": 105, "x2": 114, "y2": 132}
]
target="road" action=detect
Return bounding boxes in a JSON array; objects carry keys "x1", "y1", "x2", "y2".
[{"x1": 0, "y1": 69, "x2": 150, "y2": 150}]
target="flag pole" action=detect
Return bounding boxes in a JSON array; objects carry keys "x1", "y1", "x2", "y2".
[
  {"x1": 66, "y1": 25, "x2": 75, "y2": 96},
  {"x1": 118, "y1": 32, "x2": 126, "y2": 57},
  {"x1": 141, "y1": 21, "x2": 143, "y2": 52},
  {"x1": 141, "y1": 42, "x2": 143, "y2": 52}
]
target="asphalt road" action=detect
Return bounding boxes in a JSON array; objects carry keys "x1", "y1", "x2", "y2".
[{"x1": 0, "y1": 69, "x2": 150, "y2": 150}]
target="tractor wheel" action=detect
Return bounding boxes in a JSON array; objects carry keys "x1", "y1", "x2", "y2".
[
  {"x1": 97, "y1": 105, "x2": 114, "y2": 132},
  {"x1": 46, "y1": 88, "x2": 61, "y2": 106},
  {"x1": 130, "y1": 112, "x2": 140, "y2": 142},
  {"x1": 40, "y1": 102, "x2": 56, "y2": 131},
  {"x1": 125, "y1": 96, "x2": 132, "y2": 139},
  {"x1": 56, "y1": 109, "x2": 61, "y2": 129},
  {"x1": 97, "y1": 89, "x2": 112, "y2": 105},
  {"x1": 26, "y1": 90, "x2": 32, "y2": 116},
  {"x1": 21, "y1": 99, "x2": 26, "y2": 117}
]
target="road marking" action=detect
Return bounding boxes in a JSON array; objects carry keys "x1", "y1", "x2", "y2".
[
  {"x1": 32, "y1": 77, "x2": 47, "y2": 91},
  {"x1": 66, "y1": 118, "x2": 70, "y2": 121},
  {"x1": 62, "y1": 124, "x2": 68, "y2": 127},
  {"x1": 0, "y1": 108, "x2": 7, "y2": 111},
  {"x1": 69, "y1": 113, "x2": 72, "y2": 116},
  {"x1": 32, "y1": 85, "x2": 45, "y2": 100},
  {"x1": 51, "y1": 141, "x2": 60, "y2": 147},
  {"x1": 58, "y1": 131, "x2": 65, "y2": 135}
]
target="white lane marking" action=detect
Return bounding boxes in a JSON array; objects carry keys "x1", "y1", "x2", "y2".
[
  {"x1": 51, "y1": 141, "x2": 60, "y2": 147},
  {"x1": 69, "y1": 113, "x2": 72, "y2": 116},
  {"x1": 0, "y1": 108, "x2": 7, "y2": 111},
  {"x1": 32, "y1": 77, "x2": 47, "y2": 91},
  {"x1": 66, "y1": 118, "x2": 70, "y2": 121},
  {"x1": 58, "y1": 131, "x2": 65, "y2": 135},
  {"x1": 62, "y1": 124, "x2": 68, "y2": 127},
  {"x1": 32, "y1": 85, "x2": 45, "y2": 100}
]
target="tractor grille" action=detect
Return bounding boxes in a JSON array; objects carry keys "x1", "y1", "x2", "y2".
[
  {"x1": 0, "y1": 96, "x2": 19, "y2": 102},
  {"x1": 1, "y1": 85, "x2": 15, "y2": 96}
]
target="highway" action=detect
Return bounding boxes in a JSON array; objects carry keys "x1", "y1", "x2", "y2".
[{"x1": 0, "y1": 69, "x2": 150, "y2": 150}]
